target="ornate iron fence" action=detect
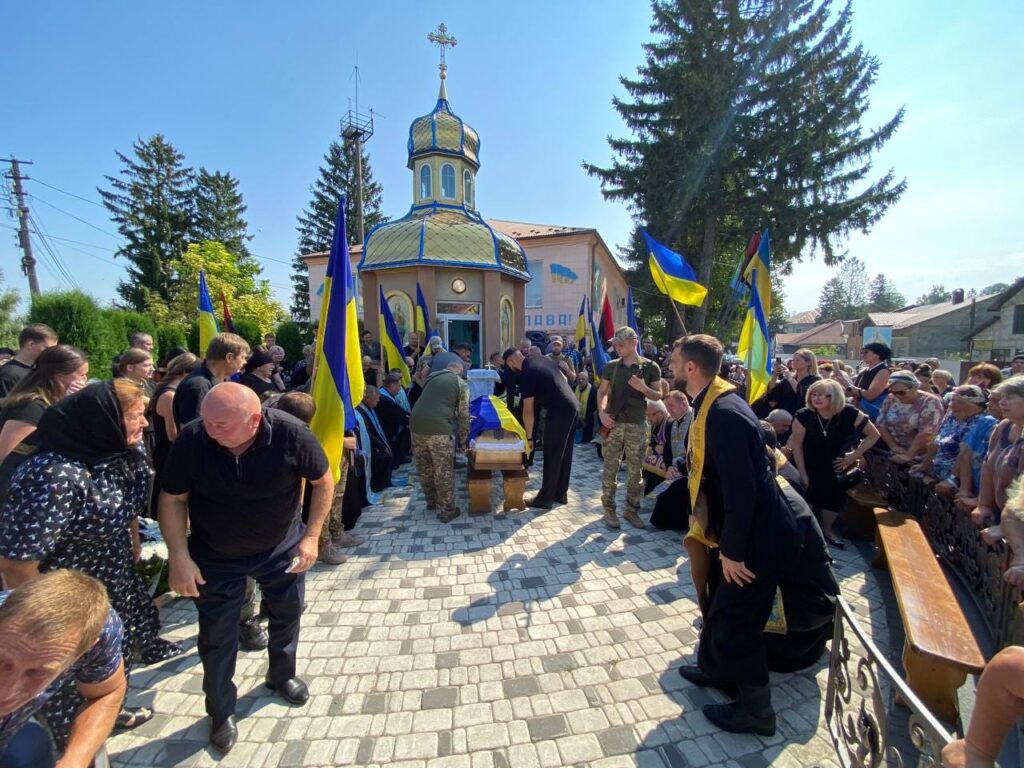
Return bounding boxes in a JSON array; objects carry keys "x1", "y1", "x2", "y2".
[
  {"x1": 826, "y1": 597, "x2": 953, "y2": 768},
  {"x1": 862, "y1": 452, "x2": 1024, "y2": 651}
]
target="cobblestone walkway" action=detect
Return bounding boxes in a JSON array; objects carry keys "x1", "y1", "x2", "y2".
[{"x1": 108, "y1": 446, "x2": 891, "y2": 767}]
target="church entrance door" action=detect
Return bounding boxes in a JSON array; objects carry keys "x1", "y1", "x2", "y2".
[{"x1": 441, "y1": 316, "x2": 481, "y2": 367}]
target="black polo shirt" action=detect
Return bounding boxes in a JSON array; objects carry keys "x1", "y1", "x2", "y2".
[
  {"x1": 519, "y1": 356, "x2": 577, "y2": 416},
  {"x1": 161, "y1": 408, "x2": 329, "y2": 558},
  {"x1": 172, "y1": 363, "x2": 217, "y2": 428}
]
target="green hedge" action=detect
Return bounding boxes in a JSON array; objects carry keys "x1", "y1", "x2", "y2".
[
  {"x1": 274, "y1": 321, "x2": 305, "y2": 362},
  {"x1": 156, "y1": 324, "x2": 188, "y2": 362},
  {"x1": 29, "y1": 291, "x2": 114, "y2": 377},
  {"x1": 187, "y1": 317, "x2": 263, "y2": 357}
]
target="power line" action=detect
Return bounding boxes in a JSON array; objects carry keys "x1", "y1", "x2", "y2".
[
  {"x1": 29, "y1": 178, "x2": 108, "y2": 209},
  {"x1": 28, "y1": 194, "x2": 123, "y2": 241},
  {"x1": 30, "y1": 212, "x2": 79, "y2": 289}
]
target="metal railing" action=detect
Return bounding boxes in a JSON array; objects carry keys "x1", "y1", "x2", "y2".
[{"x1": 826, "y1": 597, "x2": 953, "y2": 767}]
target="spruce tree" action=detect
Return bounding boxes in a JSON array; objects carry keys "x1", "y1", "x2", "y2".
[
  {"x1": 291, "y1": 137, "x2": 385, "y2": 322},
  {"x1": 193, "y1": 168, "x2": 252, "y2": 261},
  {"x1": 98, "y1": 135, "x2": 194, "y2": 310},
  {"x1": 867, "y1": 273, "x2": 905, "y2": 312},
  {"x1": 817, "y1": 277, "x2": 845, "y2": 321},
  {"x1": 585, "y1": 0, "x2": 906, "y2": 332}
]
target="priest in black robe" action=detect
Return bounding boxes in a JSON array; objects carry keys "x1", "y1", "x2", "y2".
[{"x1": 672, "y1": 334, "x2": 823, "y2": 737}]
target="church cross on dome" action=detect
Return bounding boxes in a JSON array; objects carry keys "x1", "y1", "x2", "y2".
[{"x1": 427, "y1": 23, "x2": 457, "y2": 99}]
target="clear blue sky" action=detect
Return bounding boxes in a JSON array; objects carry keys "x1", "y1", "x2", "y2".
[{"x1": 2, "y1": 0, "x2": 1022, "y2": 317}]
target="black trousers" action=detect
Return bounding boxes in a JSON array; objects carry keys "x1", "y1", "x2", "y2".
[
  {"x1": 535, "y1": 410, "x2": 576, "y2": 504},
  {"x1": 191, "y1": 527, "x2": 305, "y2": 723}
]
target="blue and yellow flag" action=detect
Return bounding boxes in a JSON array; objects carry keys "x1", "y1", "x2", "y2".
[
  {"x1": 198, "y1": 270, "x2": 219, "y2": 354},
  {"x1": 626, "y1": 286, "x2": 640, "y2": 337},
  {"x1": 469, "y1": 395, "x2": 527, "y2": 443},
  {"x1": 642, "y1": 229, "x2": 708, "y2": 307},
  {"x1": 415, "y1": 282, "x2": 433, "y2": 339},
  {"x1": 575, "y1": 295, "x2": 588, "y2": 358},
  {"x1": 738, "y1": 270, "x2": 773, "y2": 404},
  {"x1": 310, "y1": 195, "x2": 365, "y2": 482},
  {"x1": 743, "y1": 228, "x2": 771, "y2": 324},
  {"x1": 379, "y1": 286, "x2": 411, "y2": 387}
]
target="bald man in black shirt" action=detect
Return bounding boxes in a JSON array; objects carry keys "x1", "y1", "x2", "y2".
[
  {"x1": 159, "y1": 383, "x2": 333, "y2": 753},
  {"x1": 503, "y1": 348, "x2": 577, "y2": 509}
]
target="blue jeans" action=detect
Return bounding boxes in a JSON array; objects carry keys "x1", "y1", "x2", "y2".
[{"x1": 0, "y1": 720, "x2": 55, "y2": 768}]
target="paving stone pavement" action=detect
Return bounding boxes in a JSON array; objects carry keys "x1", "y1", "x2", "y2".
[{"x1": 107, "y1": 446, "x2": 894, "y2": 767}]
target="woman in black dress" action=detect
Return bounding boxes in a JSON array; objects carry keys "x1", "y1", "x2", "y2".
[
  {"x1": 0, "y1": 379, "x2": 181, "y2": 745},
  {"x1": 771, "y1": 347, "x2": 821, "y2": 415},
  {"x1": 239, "y1": 348, "x2": 282, "y2": 399},
  {"x1": 790, "y1": 378, "x2": 879, "y2": 546},
  {"x1": 147, "y1": 352, "x2": 199, "y2": 517}
]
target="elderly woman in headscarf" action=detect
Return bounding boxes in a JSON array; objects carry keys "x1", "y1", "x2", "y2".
[
  {"x1": 912, "y1": 384, "x2": 992, "y2": 485},
  {"x1": 876, "y1": 370, "x2": 945, "y2": 465},
  {"x1": 0, "y1": 379, "x2": 181, "y2": 746}
]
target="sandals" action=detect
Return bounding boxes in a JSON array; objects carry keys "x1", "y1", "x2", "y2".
[
  {"x1": 115, "y1": 706, "x2": 155, "y2": 730},
  {"x1": 139, "y1": 639, "x2": 183, "y2": 666}
]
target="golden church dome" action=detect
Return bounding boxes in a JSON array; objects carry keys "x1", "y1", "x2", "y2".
[{"x1": 407, "y1": 84, "x2": 480, "y2": 170}]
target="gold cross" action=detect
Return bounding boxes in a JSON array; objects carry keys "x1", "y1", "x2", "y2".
[{"x1": 427, "y1": 23, "x2": 457, "y2": 80}]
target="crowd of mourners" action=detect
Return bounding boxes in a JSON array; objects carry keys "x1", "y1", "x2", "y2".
[{"x1": 0, "y1": 318, "x2": 1023, "y2": 767}]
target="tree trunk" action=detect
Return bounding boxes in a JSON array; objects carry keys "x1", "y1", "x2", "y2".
[{"x1": 693, "y1": 203, "x2": 719, "y2": 333}]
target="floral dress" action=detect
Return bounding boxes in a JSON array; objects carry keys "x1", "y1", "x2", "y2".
[
  {"x1": 932, "y1": 412, "x2": 989, "y2": 482},
  {"x1": 877, "y1": 392, "x2": 944, "y2": 451},
  {"x1": 0, "y1": 447, "x2": 179, "y2": 748}
]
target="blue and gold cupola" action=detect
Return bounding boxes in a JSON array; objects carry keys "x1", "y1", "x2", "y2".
[{"x1": 359, "y1": 27, "x2": 528, "y2": 281}]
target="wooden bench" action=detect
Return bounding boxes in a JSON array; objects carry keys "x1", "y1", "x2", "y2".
[
  {"x1": 873, "y1": 507, "x2": 986, "y2": 722},
  {"x1": 844, "y1": 484, "x2": 887, "y2": 540},
  {"x1": 466, "y1": 455, "x2": 526, "y2": 514}
]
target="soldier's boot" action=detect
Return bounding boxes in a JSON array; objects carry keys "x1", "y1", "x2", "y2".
[
  {"x1": 622, "y1": 510, "x2": 645, "y2": 529},
  {"x1": 603, "y1": 507, "x2": 620, "y2": 529}
]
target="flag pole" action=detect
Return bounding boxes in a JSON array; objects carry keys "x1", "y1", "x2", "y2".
[{"x1": 670, "y1": 298, "x2": 689, "y2": 337}]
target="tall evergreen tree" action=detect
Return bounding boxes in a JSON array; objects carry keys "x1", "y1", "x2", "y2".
[
  {"x1": 98, "y1": 135, "x2": 194, "y2": 310},
  {"x1": 867, "y1": 273, "x2": 905, "y2": 312},
  {"x1": 291, "y1": 137, "x2": 386, "y2": 322},
  {"x1": 193, "y1": 168, "x2": 252, "y2": 261},
  {"x1": 817, "y1": 277, "x2": 844, "y2": 321},
  {"x1": 585, "y1": 0, "x2": 906, "y2": 332},
  {"x1": 836, "y1": 257, "x2": 868, "y2": 318}
]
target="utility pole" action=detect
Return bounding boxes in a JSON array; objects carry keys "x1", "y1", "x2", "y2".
[{"x1": 2, "y1": 157, "x2": 39, "y2": 296}]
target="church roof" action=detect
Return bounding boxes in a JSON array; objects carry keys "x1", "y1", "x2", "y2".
[
  {"x1": 407, "y1": 94, "x2": 480, "y2": 170},
  {"x1": 488, "y1": 220, "x2": 590, "y2": 239},
  {"x1": 358, "y1": 203, "x2": 529, "y2": 281}
]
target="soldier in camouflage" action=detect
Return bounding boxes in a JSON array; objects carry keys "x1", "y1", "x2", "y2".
[
  {"x1": 409, "y1": 353, "x2": 470, "y2": 522},
  {"x1": 596, "y1": 327, "x2": 664, "y2": 529}
]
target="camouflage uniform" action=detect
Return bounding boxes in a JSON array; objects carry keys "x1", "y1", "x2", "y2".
[
  {"x1": 413, "y1": 434, "x2": 457, "y2": 513},
  {"x1": 319, "y1": 449, "x2": 350, "y2": 552},
  {"x1": 599, "y1": 354, "x2": 661, "y2": 524},
  {"x1": 601, "y1": 421, "x2": 650, "y2": 517}
]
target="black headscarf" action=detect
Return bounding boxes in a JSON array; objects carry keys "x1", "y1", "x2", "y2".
[{"x1": 34, "y1": 380, "x2": 136, "y2": 466}]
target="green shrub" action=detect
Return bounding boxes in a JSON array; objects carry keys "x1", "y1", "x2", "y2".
[
  {"x1": 231, "y1": 318, "x2": 262, "y2": 350},
  {"x1": 274, "y1": 321, "x2": 305, "y2": 363},
  {"x1": 155, "y1": 324, "x2": 188, "y2": 363},
  {"x1": 29, "y1": 291, "x2": 109, "y2": 375}
]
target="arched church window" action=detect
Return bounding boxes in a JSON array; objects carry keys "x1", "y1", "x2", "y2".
[
  {"x1": 463, "y1": 170, "x2": 474, "y2": 208},
  {"x1": 419, "y1": 165, "x2": 432, "y2": 199},
  {"x1": 441, "y1": 163, "x2": 456, "y2": 199}
]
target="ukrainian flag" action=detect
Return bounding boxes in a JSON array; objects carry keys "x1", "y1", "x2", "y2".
[
  {"x1": 379, "y1": 286, "x2": 411, "y2": 387},
  {"x1": 738, "y1": 270, "x2": 773, "y2": 404},
  {"x1": 575, "y1": 295, "x2": 588, "y2": 358},
  {"x1": 310, "y1": 196, "x2": 365, "y2": 482},
  {"x1": 626, "y1": 286, "x2": 640, "y2": 337},
  {"x1": 198, "y1": 270, "x2": 219, "y2": 354},
  {"x1": 469, "y1": 395, "x2": 527, "y2": 442},
  {"x1": 415, "y1": 282, "x2": 433, "y2": 339},
  {"x1": 641, "y1": 229, "x2": 708, "y2": 307},
  {"x1": 743, "y1": 228, "x2": 771, "y2": 323}
]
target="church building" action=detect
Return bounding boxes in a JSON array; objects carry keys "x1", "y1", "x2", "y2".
[{"x1": 301, "y1": 26, "x2": 630, "y2": 366}]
